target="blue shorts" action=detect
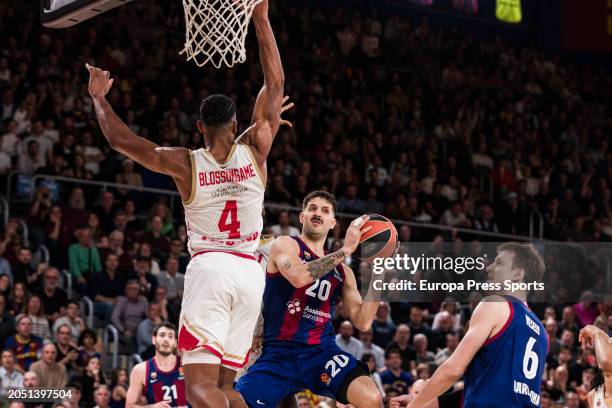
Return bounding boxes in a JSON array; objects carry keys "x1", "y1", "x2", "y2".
[{"x1": 236, "y1": 342, "x2": 361, "y2": 407}]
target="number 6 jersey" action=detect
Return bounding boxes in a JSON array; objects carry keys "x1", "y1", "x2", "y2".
[
  {"x1": 183, "y1": 143, "x2": 265, "y2": 256},
  {"x1": 463, "y1": 296, "x2": 549, "y2": 407}
]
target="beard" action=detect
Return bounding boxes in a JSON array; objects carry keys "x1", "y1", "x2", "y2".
[{"x1": 156, "y1": 347, "x2": 173, "y2": 357}]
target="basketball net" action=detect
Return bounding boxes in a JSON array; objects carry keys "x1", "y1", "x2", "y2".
[{"x1": 180, "y1": 0, "x2": 263, "y2": 68}]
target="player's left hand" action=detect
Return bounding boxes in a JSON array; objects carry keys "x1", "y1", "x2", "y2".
[
  {"x1": 578, "y1": 325, "x2": 601, "y2": 349},
  {"x1": 279, "y1": 96, "x2": 295, "y2": 128},
  {"x1": 86, "y1": 63, "x2": 114, "y2": 99},
  {"x1": 390, "y1": 394, "x2": 414, "y2": 408}
]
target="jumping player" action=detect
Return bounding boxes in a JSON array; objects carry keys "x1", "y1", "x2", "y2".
[
  {"x1": 401, "y1": 243, "x2": 548, "y2": 408},
  {"x1": 579, "y1": 324, "x2": 611, "y2": 408},
  {"x1": 86, "y1": 1, "x2": 285, "y2": 406},
  {"x1": 236, "y1": 191, "x2": 383, "y2": 408},
  {"x1": 126, "y1": 322, "x2": 187, "y2": 408}
]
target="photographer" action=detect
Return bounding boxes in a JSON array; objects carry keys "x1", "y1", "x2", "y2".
[{"x1": 28, "y1": 185, "x2": 53, "y2": 250}]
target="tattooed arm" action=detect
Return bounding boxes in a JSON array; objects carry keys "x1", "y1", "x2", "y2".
[{"x1": 269, "y1": 216, "x2": 370, "y2": 288}]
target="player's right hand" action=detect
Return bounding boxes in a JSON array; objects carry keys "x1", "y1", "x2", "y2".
[
  {"x1": 85, "y1": 63, "x2": 114, "y2": 99},
  {"x1": 390, "y1": 394, "x2": 414, "y2": 408},
  {"x1": 151, "y1": 401, "x2": 172, "y2": 408},
  {"x1": 341, "y1": 215, "x2": 370, "y2": 255}
]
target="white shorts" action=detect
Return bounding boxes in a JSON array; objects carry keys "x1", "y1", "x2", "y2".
[{"x1": 178, "y1": 251, "x2": 265, "y2": 370}]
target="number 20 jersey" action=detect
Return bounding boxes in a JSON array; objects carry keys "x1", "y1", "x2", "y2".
[
  {"x1": 183, "y1": 143, "x2": 265, "y2": 256},
  {"x1": 463, "y1": 296, "x2": 549, "y2": 408}
]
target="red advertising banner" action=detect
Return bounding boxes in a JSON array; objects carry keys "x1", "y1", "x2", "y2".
[{"x1": 561, "y1": 0, "x2": 612, "y2": 52}]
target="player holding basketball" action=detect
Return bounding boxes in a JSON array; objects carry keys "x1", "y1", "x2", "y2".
[
  {"x1": 236, "y1": 191, "x2": 383, "y2": 408},
  {"x1": 579, "y1": 325, "x2": 611, "y2": 407},
  {"x1": 394, "y1": 243, "x2": 548, "y2": 408},
  {"x1": 86, "y1": 1, "x2": 285, "y2": 406},
  {"x1": 126, "y1": 322, "x2": 187, "y2": 408}
]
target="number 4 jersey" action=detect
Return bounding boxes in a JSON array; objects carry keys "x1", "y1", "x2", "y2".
[
  {"x1": 183, "y1": 143, "x2": 265, "y2": 256},
  {"x1": 463, "y1": 296, "x2": 549, "y2": 407}
]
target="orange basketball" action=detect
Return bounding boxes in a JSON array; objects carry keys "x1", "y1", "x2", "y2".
[{"x1": 359, "y1": 214, "x2": 398, "y2": 262}]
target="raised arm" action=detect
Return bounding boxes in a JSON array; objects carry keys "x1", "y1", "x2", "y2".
[
  {"x1": 269, "y1": 216, "x2": 370, "y2": 288},
  {"x1": 406, "y1": 299, "x2": 510, "y2": 408},
  {"x1": 340, "y1": 264, "x2": 379, "y2": 331},
  {"x1": 243, "y1": 0, "x2": 285, "y2": 165},
  {"x1": 86, "y1": 64, "x2": 193, "y2": 201},
  {"x1": 579, "y1": 325, "x2": 612, "y2": 372}
]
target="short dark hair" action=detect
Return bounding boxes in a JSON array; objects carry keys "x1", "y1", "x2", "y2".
[
  {"x1": 199, "y1": 94, "x2": 236, "y2": 126},
  {"x1": 78, "y1": 328, "x2": 97, "y2": 346},
  {"x1": 302, "y1": 190, "x2": 337, "y2": 215},
  {"x1": 497, "y1": 242, "x2": 545, "y2": 282},
  {"x1": 385, "y1": 348, "x2": 401, "y2": 360},
  {"x1": 153, "y1": 322, "x2": 177, "y2": 337}
]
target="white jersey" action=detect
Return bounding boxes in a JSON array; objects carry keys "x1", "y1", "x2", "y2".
[
  {"x1": 595, "y1": 385, "x2": 610, "y2": 408},
  {"x1": 183, "y1": 143, "x2": 265, "y2": 256}
]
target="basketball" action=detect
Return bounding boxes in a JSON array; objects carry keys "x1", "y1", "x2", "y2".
[{"x1": 359, "y1": 214, "x2": 398, "y2": 262}]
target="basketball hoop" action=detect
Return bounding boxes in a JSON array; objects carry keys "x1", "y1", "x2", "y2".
[{"x1": 180, "y1": 0, "x2": 263, "y2": 69}]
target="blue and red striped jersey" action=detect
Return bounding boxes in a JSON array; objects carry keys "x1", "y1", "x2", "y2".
[
  {"x1": 143, "y1": 357, "x2": 188, "y2": 408},
  {"x1": 263, "y1": 236, "x2": 345, "y2": 346}
]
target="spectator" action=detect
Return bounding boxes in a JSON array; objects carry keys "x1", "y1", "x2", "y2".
[
  {"x1": 36, "y1": 266, "x2": 68, "y2": 322},
  {"x1": 168, "y1": 238, "x2": 189, "y2": 273},
  {"x1": 93, "y1": 254, "x2": 126, "y2": 326},
  {"x1": 116, "y1": 159, "x2": 143, "y2": 188},
  {"x1": 408, "y1": 306, "x2": 432, "y2": 349},
  {"x1": 76, "y1": 329, "x2": 101, "y2": 369},
  {"x1": 73, "y1": 357, "x2": 106, "y2": 407},
  {"x1": 372, "y1": 302, "x2": 396, "y2": 348},
  {"x1": 7, "y1": 282, "x2": 28, "y2": 317},
  {"x1": 153, "y1": 286, "x2": 170, "y2": 322},
  {"x1": 135, "y1": 243, "x2": 161, "y2": 276},
  {"x1": 22, "y1": 370, "x2": 39, "y2": 390},
  {"x1": 380, "y1": 348, "x2": 414, "y2": 390},
  {"x1": 68, "y1": 227, "x2": 102, "y2": 294},
  {"x1": 359, "y1": 328, "x2": 385, "y2": 370},
  {"x1": 29, "y1": 343, "x2": 68, "y2": 389},
  {"x1": 269, "y1": 211, "x2": 300, "y2": 237},
  {"x1": 157, "y1": 256, "x2": 184, "y2": 321},
  {"x1": 18, "y1": 294, "x2": 52, "y2": 340},
  {"x1": 100, "y1": 229, "x2": 133, "y2": 274},
  {"x1": 473, "y1": 204, "x2": 499, "y2": 234},
  {"x1": 131, "y1": 255, "x2": 158, "y2": 300},
  {"x1": 62, "y1": 187, "x2": 88, "y2": 237},
  {"x1": 53, "y1": 323, "x2": 79, "y2": 373},
  {"x1": 386, "y1": 324, "x2": 417, "y2": 372},
  {"x1": 430, "y1": 311, "x2": 455, "y2": 351},
  {"x1": 434, "y1": 333, "x2": 460, "y2": 366},
  {"x1": 4, "y1": 315, "x2": 43, "y2": 371},
  {"x1": 110, "y1": 368, "x2": 128, "y2": 408},
  {"x1": 335, "y1": 320, "x2": 363, "y2": 358},
  {"x1": 12, "y1": 248, "x2": 41, "y2": 290},
  {"x1": 93, "y1": 384, "x2": 111, "y2": 408},
  {"x1": 138, "y1": 216, "x2": 170, "y2": 260},
  {"x1": 413, "y1": 334, "x2": 436, "y2": 367},
  {"x1": 0, "y1": 350, "x2": 23, "y2": 393},
  {"x1": 0, "y1": 294, "x2": 15, "y2": 346},
  {"x1": 52, "y1": 301, "x2": 86, "y2": 342},
  {"x1": 94, "y1": 191, "x2": 117, "y2": 234},
  {"x1": 337, "y1": 184, "x2": 366, "y2": 214},
  {"x1": 361, "y1": 353, "x2": 386, "y2": 403},
  {"x1": 136, "y1": 302, "x2": 163, "y2": 354},
  {"x1": 17, "y1": 140, "x2": 44, "y2": 174},
  {"x1": 111, "y1": 280, "x2": 148, "y2": 351},
  {"x1": 573, "y1": 291, "x2": 598, "y2": 327},
  {"x1": 558, "y1": 306, "x2": 580, "y2": 338},
  {"x1": 45, "y1": 206, "x2": 72, "y2": 267},
  {"x1": 440, "y1": 201, "x2": 471, "y2": 228}
]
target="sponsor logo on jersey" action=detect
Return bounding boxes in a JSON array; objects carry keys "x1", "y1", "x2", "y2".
[
  {"x1": 287, "y1": 299, "x2": 301, "y2": 315},
  {"x1": 151, "y1": 372, "x2": 157, "y2": 379},
  {"x1": 333, "y1": 271, "x2": 343, "y2": 282},
  {"x1": 525, "y1": 315, "x2": 541, "y2": 335},
  {"x1": 303, "y1": 251, "x2": 312, "y2": 260},
  {"x1": 320, "y1": 372, "x2": 331, "y2": 385},
  {"x1": 303, "y1": 305, "x2": 331, "y2": 323}
]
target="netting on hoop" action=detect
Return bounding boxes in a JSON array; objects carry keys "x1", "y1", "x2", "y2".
[{"x1": 181, "y1": 0, "x2": 263, "y2": 69}]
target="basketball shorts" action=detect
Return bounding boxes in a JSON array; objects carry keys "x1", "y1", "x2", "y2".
[
  {"x1": 178, "y1": 251, "x2": 265, "y2": 370},
  {"x1": 236, "y1": 342, "x2": 368, "y2": 407}
]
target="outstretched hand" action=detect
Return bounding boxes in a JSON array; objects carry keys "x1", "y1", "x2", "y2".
[
  {"x1": 279, "y1": 96, "x2": 295, "y2": 128},
  {"x1": 85, "y1": 63, "x2": 114, "y2": 99}
]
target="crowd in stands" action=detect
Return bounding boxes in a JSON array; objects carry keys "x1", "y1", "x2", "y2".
[{"x1": 0, "y1": 1, "x2": 611, "y2": 407}]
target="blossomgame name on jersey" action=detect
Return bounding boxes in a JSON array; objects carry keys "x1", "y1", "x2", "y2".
[
  {"x1": 373, "y1": 279, "x2": 545, "y2": 292},
  {"x1": 198, "y1": 164, "x2": 257, "y2": 186}
]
